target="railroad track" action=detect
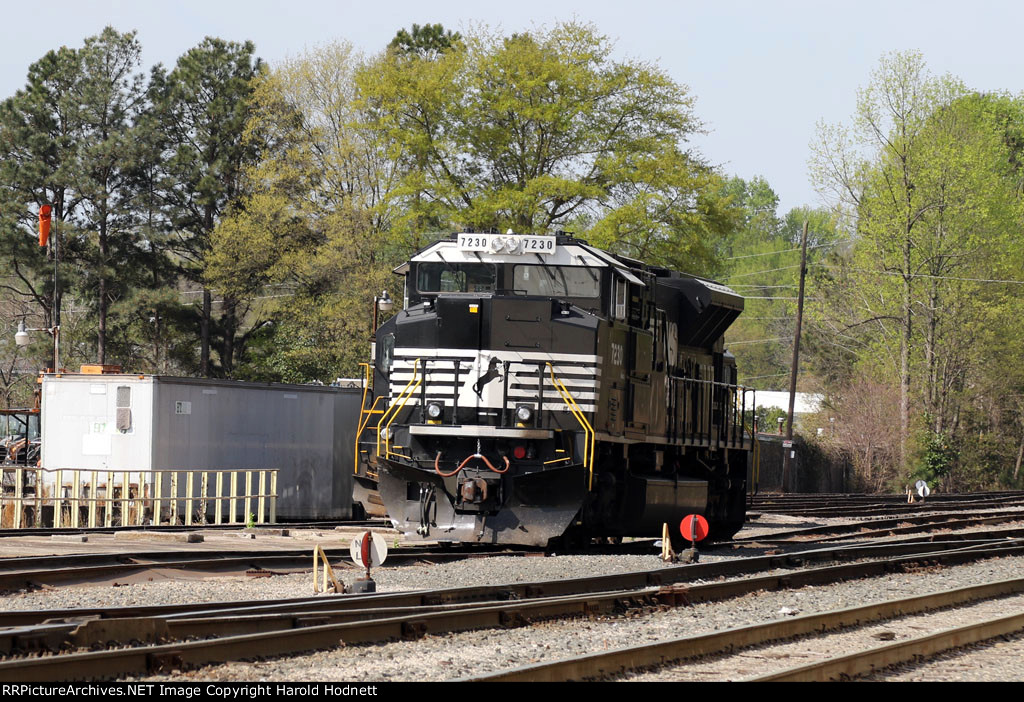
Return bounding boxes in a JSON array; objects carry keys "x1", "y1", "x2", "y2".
[
  {"x1": 0, "y1": 538, "x2": 678, "y2": 591},
  {"x1": 0, "y1": 545, "x2": 549, "y2": 591},
  {"x1": 0, "y1": 520, "x2": 391, "y2": 539},
  {"x1": 734, "y1": 511, "x2": 1024, "y2": 545},
  {"x1": 749, "y1": 491, "x2": 1024, "y2": 519},
  {"x1": 464, "y1": 577, "x2": 1024, "y2": 681},
  {"x1": 3, "y1": 536, "x2": 1024, "y2": 681}
]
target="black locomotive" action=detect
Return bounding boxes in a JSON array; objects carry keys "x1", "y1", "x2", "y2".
[{"x1": 354, "y1": 232, "x2": 755, "y2": 547}]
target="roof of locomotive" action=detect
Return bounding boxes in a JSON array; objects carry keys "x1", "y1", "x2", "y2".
[{"x1": 393, "y1": 232, "x2": 738, "y2": 297}]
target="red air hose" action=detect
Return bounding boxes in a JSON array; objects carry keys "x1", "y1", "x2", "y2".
[{"x1": 435, "y1": 452, "x2": 511, "y2": 477}]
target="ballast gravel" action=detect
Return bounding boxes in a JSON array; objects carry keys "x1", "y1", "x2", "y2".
[
  {"x1": 4, "y1": 525, "x2": 1024, "y2": 681},
  {"x1": 102, "y1": 554, "x2": 1024, "y2": 682}
]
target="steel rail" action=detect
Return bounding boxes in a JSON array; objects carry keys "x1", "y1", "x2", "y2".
[
  {"x1": 0, "y1": 521, "x2": 389, "y2": 539},
  {"x1": 736, "y1": 512, "x2": 1024, "y2": 544},
  {"x1": 0, "y1": 537, "x2": 1013, "y2": 632},
  {"x1": 0, "y1": 537, "x2": 1007, "y2": 629},
  {"x1": 462, "y1": 577, "x2": 1024, "y2": 682},
  {"x1": 753, "y1": 610, "x2": 1024, "y2": 682},
  {"x1": 751, "y1": 491, "x2": 1024, "y2": 505},
  {"x1": 0, "y1": 547, "x2": 541, "y2": 591},
  {"x1": 750, "y1": 498, "x2": 1024, "y2": 519},
  {"x1": 3, "y1": 541, "x2": 1024, "y2": 678},
  {"x1": 0, "y1": 592, "x2": 659, "y2": 682}
]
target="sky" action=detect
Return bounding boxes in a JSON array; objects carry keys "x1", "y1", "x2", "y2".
[{"x1": 2, "y1": 0, "x2": 1022, "y2": 216}]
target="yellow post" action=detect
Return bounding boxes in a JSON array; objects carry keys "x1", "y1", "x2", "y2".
[
  {"x1": 312, "y1": 546, "x2": 319, "y2": 593},
  {"x1": 214, "y1": 472, "x2": 223, "y2": 525},
  {"x1": 269, "y1": 471, "x2": 277, "y2": 524},
  {"x1": 104, "y1": 471, "x2": 113, "y2": 527},
  {"x1": 137, "y1": 478, "x2": 145, "y2": 526},
  {"x1": 153, "y1": 472, "x2": 162, "y2": 526},
  {"x1": 200, "y1": 471, "x2": 208, "y2": 525},
  {"x1": 54, "y1": 469, "x2": 63, "y2": 528},
  {"x1": 244, "y1": 471, "x2": 252, "y2": 526},
  {"x1": 72, "y1": 471, "x2": 81, "y2": 528},
  {"x1": 33, "y1": 468, "x2": 42, "y2": 527},
  {"x1": 229, "y1": 471, "x2": 238, "y2": 524},
  {"x1": 88, "y1": 471, "x2": 98, "y2": 528},
  {"x1": 121, "y1": 471, "x2": 129, "y2": 527},
  {"x1": 170, "y1": 472, "x2": 178, "y2": 525},
  {"x1": 322, "y1": 548, "x2": 328, "y2": 592},
  {"x1": 13, "y1": 468, "x2": 22, "y2": 530},
  {"x1": 661, "y1": 522, "x2": 676, "y2": 562},
  {"x1": 185, "y1": 471, "x2": 194, "y2": 526},
  {"x1": 313, "y1": 545, "x2": 342, "y2": 594},
  {"x1": 257, "y1": 471, "x2": 266, "y2": 525}
]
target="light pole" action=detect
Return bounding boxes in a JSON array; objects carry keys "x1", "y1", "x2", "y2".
[
  {"x1": 22, "y1": 204, "x2": 61, "y2": 372},
  {"x1": 371, "y1": 290, "x2": 394, "y2": 336},
  {"x1": 15, "y1": 320, "x2": 60, "y2": 372}
]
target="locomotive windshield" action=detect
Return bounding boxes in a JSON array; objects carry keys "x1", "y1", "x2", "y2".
[
  {"x1": 416, "y1": 262, "x2": 496, "y2": 293},
  {"x1": 512, "y1": 264, "x2": 600, "y2": 298}
]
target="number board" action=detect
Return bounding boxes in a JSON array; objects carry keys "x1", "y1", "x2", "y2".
[{"x1": 457, "y1": 233, "x2": 556, "y2": 255}]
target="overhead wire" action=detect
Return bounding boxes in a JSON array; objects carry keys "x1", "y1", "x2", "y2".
[
  {"x1": 729, "y1": 284, "x2": 799, "y2": 289},
  {"x1": 814, "y1": 264, "x2": 1024, "y2": 285},
  {"x1": 727, "y1": 337, "x2": 793, "y2": 346},
  {"x1": 725, "y1": 263, "x2": 803, "y2": 280},
  {"x1": 724, "y1": 242, "x2": 833, "y2": 260}
]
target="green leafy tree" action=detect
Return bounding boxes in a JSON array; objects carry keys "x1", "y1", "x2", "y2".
[
  {"x1": 0, "y1": 27, "x2": 152, "y2": 369},
  {"x1": 206, "y1": 41, "x2": 402, "y2": 380},
  {"x1": 0, "y1": 42, "x2": 87, "y2": 369},
  {"x1": 359, "y1": 21, "x2": 735, "y2": 271},
  {"x1": 716, "y1": 176, "x2": 840, "y2": 389},
  {"x1": 811, "y1": 52, "x2": 1023, "y2": 487},
  {"x1": 388, "y1": 23, "x2": 462, "y2": 58},
  {"x1": 69, "y1": 27, "x2": 151, "y2": 364},
  {"x1": 147, "y1": 38, "x2": 264, "y2": 376}
]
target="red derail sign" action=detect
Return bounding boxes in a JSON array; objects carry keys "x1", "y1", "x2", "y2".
[{"x1": 680, "y1": 514, "x2": 710, "y2": 543}]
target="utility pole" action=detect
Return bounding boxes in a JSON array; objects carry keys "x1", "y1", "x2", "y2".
[{"x1": 781, "y1": 220, "x2": 809, "y2": 492}]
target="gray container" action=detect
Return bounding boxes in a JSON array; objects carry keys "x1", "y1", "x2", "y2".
[{"x1": 41, "y1": 374, "x2": 362, "y2": 520}]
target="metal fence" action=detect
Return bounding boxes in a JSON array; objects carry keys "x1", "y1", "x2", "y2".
[{"x1": 0, "y1": 468, "x2": 278, "y2": 529}]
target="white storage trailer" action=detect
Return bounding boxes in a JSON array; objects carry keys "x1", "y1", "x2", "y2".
[{"x1": 40, "y1": 374, "x2": 361, "y2": 521}]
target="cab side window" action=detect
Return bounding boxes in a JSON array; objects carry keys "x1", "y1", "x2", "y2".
[{"x1": 613, "y1": 277, "x2": 627, "y2": 321}]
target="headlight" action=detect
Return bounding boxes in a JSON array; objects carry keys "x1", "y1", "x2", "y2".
[
  {"x1": 516, "y1": 405, "x2": 534, "y2": 423},
  {"x1": 427, "y1": 402, "x2": 443, "y2": 419}
]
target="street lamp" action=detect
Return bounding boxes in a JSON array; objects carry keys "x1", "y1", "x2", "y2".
[
  {"x1": 15, "y1": 320, "x2": 60, "y2": 372},
  {"x1": 371, "y1": 290, "x2": 394, "y2": 335}
]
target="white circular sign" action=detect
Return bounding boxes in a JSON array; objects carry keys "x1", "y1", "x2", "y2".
[
  {"x1": 350, "y1": 531, "x2": 389, "y2": 568},
  {"x1": 915, "y1": 480, "x2": 930, "y2": 498}
]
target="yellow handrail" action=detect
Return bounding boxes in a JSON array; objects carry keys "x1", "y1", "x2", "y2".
[
  {"x1": 546, "y1": 363, "x2": 596, "y2": 491},
  {"x1": 355, "y1": 362, "x2": 372, "y2": 475},
  {"x1": 354, "y1": 394, "x2": 386, "y2": 475},
  {"x1": 376, "y1": 358, "x2": 421, "y2": 460}
]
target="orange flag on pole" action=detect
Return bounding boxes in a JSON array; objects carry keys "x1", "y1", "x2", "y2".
[{"x1": 38, "y1": 205, "x2": 52, "y2": 247}]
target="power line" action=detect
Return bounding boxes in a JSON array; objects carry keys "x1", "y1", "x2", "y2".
[
  {"x1": 743, "y1": 296, "x2": 819, "y2": 300},
  {"x1": 724, "y1": 242, "x2": 832, "y2": 260},
  {"x1": 730, "y1": 284, "x2": 799, "y2": 289},
  {"x1": 816, "y1": 264, "x2": 1024, "y2": 285},
  {"x1": 725, "y1": 263, "x2": 803, "y2": 280},
  {"x1": 727, "y1": 336, "x2": 793, "y2": 346}
]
